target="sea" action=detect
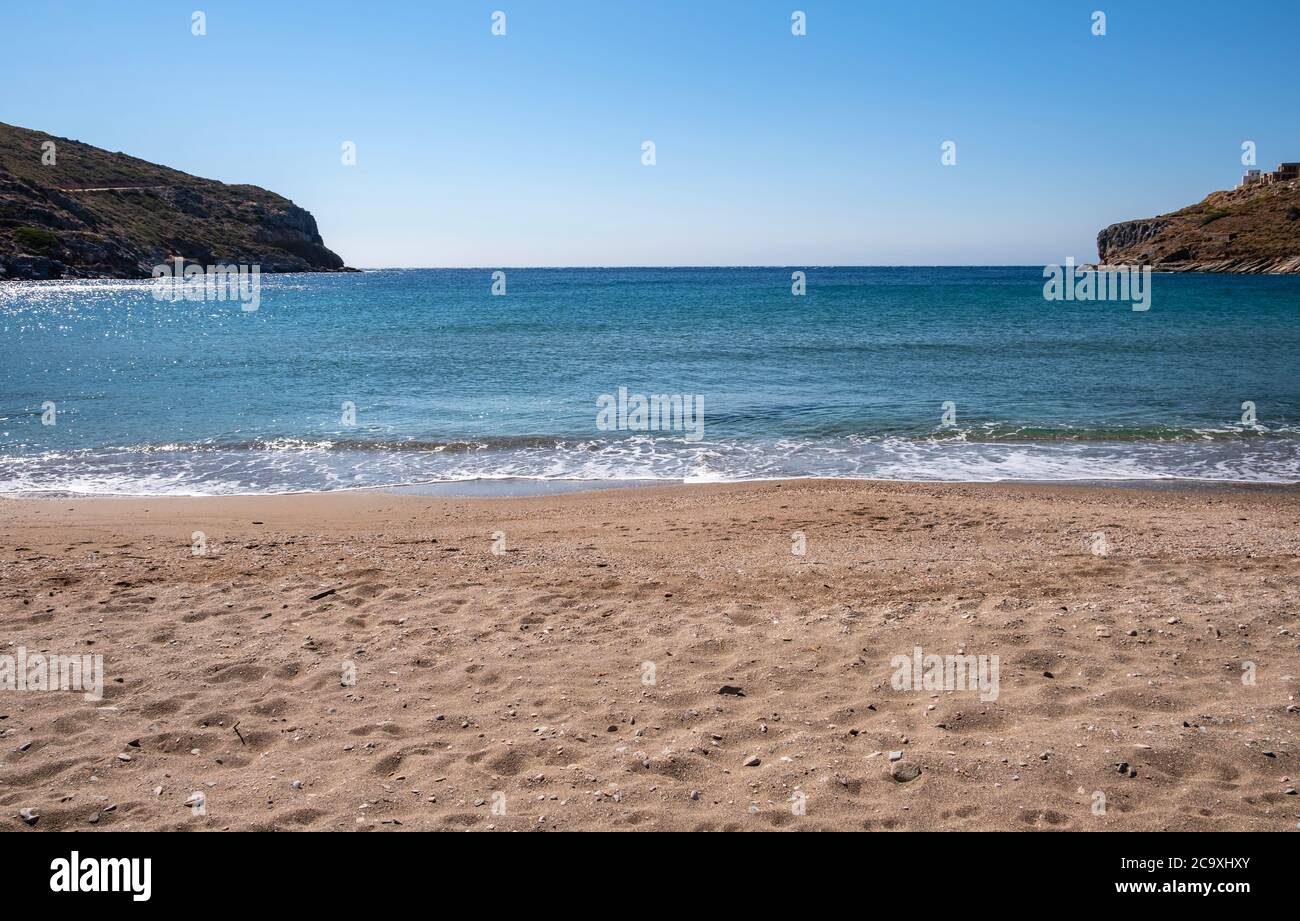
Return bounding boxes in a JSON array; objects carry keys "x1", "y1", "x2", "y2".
[{"x1": 1, "y1": 267, "x2": 1297, "y2": 496}]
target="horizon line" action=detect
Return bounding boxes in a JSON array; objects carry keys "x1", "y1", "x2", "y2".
[{"x1": 348, "y1": 264, "x2": 1062, "y2": 271}]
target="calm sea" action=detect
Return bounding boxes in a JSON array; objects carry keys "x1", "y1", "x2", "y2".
[{"x1": 1, "y1": 267, "x2": 1297, "y2": 495}]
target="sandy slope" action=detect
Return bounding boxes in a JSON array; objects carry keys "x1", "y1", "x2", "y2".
[{"x1": 0, "y1": 480, "x2": 1297, "y2": 831}]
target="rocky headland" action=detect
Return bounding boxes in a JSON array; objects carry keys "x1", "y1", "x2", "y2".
[{"x1": 0, "y1": 122, "x2": 352, "y2": 280}]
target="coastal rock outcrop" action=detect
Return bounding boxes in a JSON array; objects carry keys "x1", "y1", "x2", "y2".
[
  {"x1": 1094, "y1": 177, "x2": 1300, "y2": 274},
  {"x1": 0, "y1": 122, "x2": 352, "y2": 280},
  {"x1": 1096, "y1": 219, "x2": 1168, "y2": 263}
]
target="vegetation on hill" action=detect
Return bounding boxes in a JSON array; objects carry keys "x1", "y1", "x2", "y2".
[
  {"x1": 0, "y1": 122, "x2": 351, "y2": 279},
  {"x1": 1096, "y1": 178, "x2": 1300, "y2": 273}
]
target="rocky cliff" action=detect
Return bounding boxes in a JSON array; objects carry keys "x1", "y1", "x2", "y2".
[
  {"x1": 1095, "y1": 178, "x2": 1300, "y2": 274},
  {"x1": 0, "y1": 122, "x2": 352, "y2": 280}
]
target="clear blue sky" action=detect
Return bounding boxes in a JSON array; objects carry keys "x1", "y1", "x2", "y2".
[{"x1": 4, "y1": 1, "x2": 1297, "y2": 267}]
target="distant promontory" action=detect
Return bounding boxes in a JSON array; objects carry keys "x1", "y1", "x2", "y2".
[
  {"x1": 1095, "y1": 164, "x2": 1300, "y2": 274},
  {"x1": 0, "y1": 122, "x2": 353, "y2": 280}
]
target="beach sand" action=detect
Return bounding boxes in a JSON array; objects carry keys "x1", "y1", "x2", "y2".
[{"x1": 1, "y1": 480, "x2": 1297, "y2": 831}]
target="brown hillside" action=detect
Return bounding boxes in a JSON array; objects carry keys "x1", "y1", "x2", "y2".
[
  {"x1": 0, "y1": 122, "x2": 351, "y2": 280},
  {"x1": 1096, "y1": 176, "x2": 1300, "y2": 273}
]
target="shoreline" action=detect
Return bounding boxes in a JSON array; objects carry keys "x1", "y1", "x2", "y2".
[
  {"x1": 2, "y1": 478, "x2": 1296, "y2": 830},
  {"x1": 4, "y1": 474, "x2": 1299, "y2": 503}
]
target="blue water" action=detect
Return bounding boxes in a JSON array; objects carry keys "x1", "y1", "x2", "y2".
[{"x1": 1, "y1": 267, "x2": 1298, "y2": 495}]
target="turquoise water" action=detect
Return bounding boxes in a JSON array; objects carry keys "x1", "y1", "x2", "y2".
[{"x1": 1, "y1": 267, "x2": 1297, "y2": 495}]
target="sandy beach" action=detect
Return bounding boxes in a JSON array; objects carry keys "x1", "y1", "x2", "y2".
[{"x1": 1, "y1": 479, "x2": 1297, "y2": 831}]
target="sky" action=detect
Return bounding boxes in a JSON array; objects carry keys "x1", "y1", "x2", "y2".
[{"x1": 4, "y1": 0, "x2": 1298, "y2": 267}]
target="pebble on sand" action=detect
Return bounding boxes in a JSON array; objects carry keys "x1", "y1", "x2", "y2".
[{"x1": 890, "y1": 762, "x2": 921, "y2": 783}]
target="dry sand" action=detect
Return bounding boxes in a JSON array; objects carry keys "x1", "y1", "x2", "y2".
[{"x1": 1, "y1": 480, "x2": 1297, "y2": 831}]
